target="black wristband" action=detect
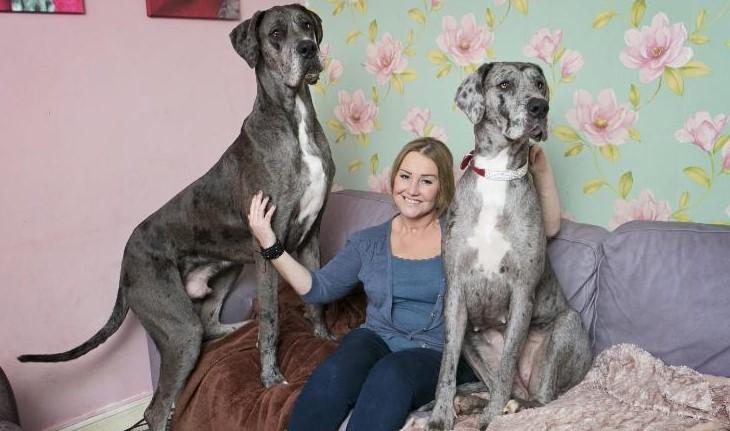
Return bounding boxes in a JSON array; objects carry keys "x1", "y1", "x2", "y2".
[{"x1": 259, "y1": 239, "x2": 285, "y2": 260}]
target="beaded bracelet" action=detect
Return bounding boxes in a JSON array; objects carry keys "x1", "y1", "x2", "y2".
[{"x1": 259, "y1": 239, "x2": 285, "y2": 260}]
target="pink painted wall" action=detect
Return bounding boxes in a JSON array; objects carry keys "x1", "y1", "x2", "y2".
[{"x1": 0, "y1": 0, "x2": 292, "y2": 429}]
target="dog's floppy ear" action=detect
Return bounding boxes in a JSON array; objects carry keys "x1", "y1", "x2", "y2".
[
  {"x1": 290, "y1": 4, "x2": 323, "y2": 44},
  {"x1": 230, "y1": 10, "x2": 263, "y2": 68},
  {"x1": 455, "y1": 62, "x2": 493, "y2": 124}
]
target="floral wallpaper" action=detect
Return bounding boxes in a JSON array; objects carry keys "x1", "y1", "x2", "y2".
[{"x1": 308, "y1": 0, "x2": 730, "y2": 228}]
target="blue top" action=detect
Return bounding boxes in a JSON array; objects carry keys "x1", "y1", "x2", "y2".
[{"x1": 302, "y1": 218, "x2": 446, "y2": 351}]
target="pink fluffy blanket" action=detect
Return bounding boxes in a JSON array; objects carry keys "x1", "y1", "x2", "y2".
[{"x1": 404, "y1": 344, "x2": 730, "y2": 430}]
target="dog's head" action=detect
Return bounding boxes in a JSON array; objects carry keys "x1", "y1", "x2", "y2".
[
  {"x1": 455, "y1": 62, "x2": 549, "y2": 142},
  {"x1": 230, "y1": 4, "x2": 324, "y2": 88}
]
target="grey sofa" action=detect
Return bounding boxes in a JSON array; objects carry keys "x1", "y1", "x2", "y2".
[{"x1": 147, "y1": 189, "x2": 730, "y2": 387}]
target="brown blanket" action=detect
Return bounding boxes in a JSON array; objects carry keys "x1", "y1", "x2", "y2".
[{"x1": 172, "y1": 285, "x2": 367, "y2": 431}]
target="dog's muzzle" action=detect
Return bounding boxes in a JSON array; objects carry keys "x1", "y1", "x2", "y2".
[
  {"x1": 297, "y1": 40, "x2": 322, "y2": 85},
  {"x1": 527, "y1": 97, "x2": 549, "y2": 141}
]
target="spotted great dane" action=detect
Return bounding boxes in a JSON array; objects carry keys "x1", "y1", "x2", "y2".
[
  {"x1": 427, "y1": 62, "x2": 592, "y2": 430},
  {"x1": 18, "y1": 5, "x2": 333, "y2": 431}
]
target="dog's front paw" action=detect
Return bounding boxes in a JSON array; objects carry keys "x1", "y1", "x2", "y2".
[
  {"x1": 261, "y1": 366, "x2": 287, "y2": 388},
  {"x1": 425, "y1": 400, "x2": 455, "y2": 431},
  {"x1": 477, "y1": 401, "x2": 504, "y2": 430},
  {"x1": 312, "y1": 324, "x2": 336, "y2": 341}
]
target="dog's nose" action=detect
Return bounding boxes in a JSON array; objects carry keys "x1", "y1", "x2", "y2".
[
  {"x1": 296, "y1": 40, "x2": 318, "y2": 59},
  {"x1": 527, "y1": 98, "x2": 549, "y2": 119}
]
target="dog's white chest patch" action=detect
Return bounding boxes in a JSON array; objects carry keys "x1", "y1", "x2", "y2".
[
  {"x1": 467, "y1": 150, "x2": 512, "y2": 276},
  {"x1": 295, "y1": 97, "x2": 326, "y2": 231}
]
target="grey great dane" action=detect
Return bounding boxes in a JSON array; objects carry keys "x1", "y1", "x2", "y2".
[
  {"x1": 427, "y1": 62, "x2": 592, "y2": 430},
  {"x1": 18, "y1": 5, "x2": 333, "y2": 431}
]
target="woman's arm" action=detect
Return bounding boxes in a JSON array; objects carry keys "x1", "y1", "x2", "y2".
[
  {"x1": 529, "y1": 145, "x2": 562, "y2": 238},
  {"x1": 247, "y1": 191, "x2": 313, "y2": 295}
]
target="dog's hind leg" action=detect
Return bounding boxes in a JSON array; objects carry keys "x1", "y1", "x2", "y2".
[
  {"x1": 530, "y1": 309, "x2": 591, "y2": 405},
  {"x1": 199, "y1": 263, "x2": 252, "y2": 340},
  {"x1": 127, "y1": 263, "x2": 204, "y2": 431}
]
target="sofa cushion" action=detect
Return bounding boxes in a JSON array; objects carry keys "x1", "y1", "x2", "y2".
[
  {"x1": 548, "y1": 219, "x2": 609, "y2": 336},
  {"x1": 594, "y1": 221, "x2": 730, "y2": 377}
]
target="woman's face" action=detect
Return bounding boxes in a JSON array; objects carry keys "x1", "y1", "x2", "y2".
[{"x1": 392, "y1": 151, "x2": 440, "y2": 221}]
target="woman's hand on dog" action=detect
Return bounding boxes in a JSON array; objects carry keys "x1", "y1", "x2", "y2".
[{"x1": 247, "y1": 191, "x2": 277, "y2": 249}]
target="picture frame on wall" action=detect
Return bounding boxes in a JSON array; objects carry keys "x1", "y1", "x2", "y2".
[
  {"x1": 0, "y1": 0, "x2": 84, "y2": 13},
  {"x1": 146, "y1": 0, "x2": 240, "y2": 20}
]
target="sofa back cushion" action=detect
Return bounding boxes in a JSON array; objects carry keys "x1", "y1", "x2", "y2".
[
  {"x1": 547, "y1": 220, "x2": 609, "y2": 334},
  {"x1": 320, "y1": 190, "x2": 397, "y2": 263},
  {"x1": 594, "y1": 221, "x2": 730, "y2": 377}
]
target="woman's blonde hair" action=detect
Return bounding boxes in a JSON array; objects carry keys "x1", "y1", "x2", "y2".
[{"x1": 389, "y1": 137, "x2": 455, "y2": 218}]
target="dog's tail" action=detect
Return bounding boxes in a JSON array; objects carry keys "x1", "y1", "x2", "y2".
[{"x1": 18, "y1": 288, "x2": 129, "y2": 363}]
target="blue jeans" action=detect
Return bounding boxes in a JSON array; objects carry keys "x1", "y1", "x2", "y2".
[{"x1": 288, "y1": 328, "x2": 477, "y2": 431}]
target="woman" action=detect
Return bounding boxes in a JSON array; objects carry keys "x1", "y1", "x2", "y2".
[{"x1": 247, "y1": 137, "x2": 561, "y2": 431}]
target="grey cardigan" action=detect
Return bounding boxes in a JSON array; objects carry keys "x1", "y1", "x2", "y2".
[{"x1": 302, "y1": 218, "x2": 446, "y2": 351}]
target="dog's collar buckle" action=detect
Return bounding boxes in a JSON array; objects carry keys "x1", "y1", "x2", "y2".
[{"x1": 460, "y1": 150, "x2": 529, "y2": 181}]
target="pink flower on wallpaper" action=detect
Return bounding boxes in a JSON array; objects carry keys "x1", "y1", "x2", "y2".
[
  {"x1": 365, "y1": 33, "x2": 408, "y2": 85},
  {"x1": 368, "y1": 167, "x2": 392, "y2": 194},
  {"x1": 560, "y1": 49, "x2": 584, "y2": 79},
  {"x1": 566, "y1": 89, "x2": 638, "y2": 146},
  {"x1": 619, "y1": 12, "x2": 693, "y2": 83},
  {"x1": 674, "y1": 111, "x2": 729, "y2": 153},
  {"x1": 722, "y1": 143, "x2": 730, "y2": 171},
  {"x1": 431, "y1": 0, "x2": 443, "y2": 8},
  {"x1": 327, "y1": 59, "x2": 343, "y2": 82},
  {"x1": 610, "y1": 190, "x2": 672, "y2": 230},
  {"x1": 319, "y1": 42, "x2": 330, "y2": 62},
  {"x1": 335, "y1": 90, "x2": 378, "y2": 135},
  {"x1": 436, "y1": 14, "x2": 493, "y2": 66},
  {"x1": 401, "y1": 107, "x2": 448, "y2": 142},
  {"x1": 523, "y1": 28, "x2": 563, "y2": 64}
]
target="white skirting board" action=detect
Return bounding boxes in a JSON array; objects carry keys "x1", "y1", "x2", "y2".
[{"x1": 56, "y1": 395, "x2": 151, "y2": 431}]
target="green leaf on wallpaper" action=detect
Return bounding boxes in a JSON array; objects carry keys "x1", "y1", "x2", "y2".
[
  {"x1": 427, "y1": 50, "x2": 449, "y2": 65},
  {"x1": 335, "y1": 132, "x2": 346, "y2": 144},
  {"x1": 370, "y1": 153, "x2": 379, "y2": 175},
  {"x1": 599, "y1": 144, "x2": 620, "y2": 161},
  {"x1": 628, "y1": 128, "x2": 641, "y2": 141},
  {"x1": 373, "y1": 118, "x2": 381, "y2": 130},
  {"x1": 314, "y1": 81, "x2": 326, "y2": 96},
  {"x1": 679, "y1": 191, "x2": 690, "y2": 209},
  {"x1": 392, "y1": 75, "x2": 404, "y2": 94},
  {"x1": 346, "y1": 31, "x2": 362, "y2": 44},
  {"x1": 664, "y1": 68, "x2": 684, "y2": 95},
  {"x1": 684, "y1": 166, "x2": 711, "y2": 188},
  {"x1": 355, "y1": 0, "x2": 366, "y2": 14},
  {"x1": 357, "y1": 133, "x2": 369, "y2": 146},
  {"x1": 407, "y1": 29, "x2": 415, "y2": 45},
  {"x1": 404, "y1": 47, "x2": 417, "y2": 57},
  {"x1": 371, "y1": 86, "x2": 380, "y2": 105},
  {"x1": 332, "y1": 1, "x2": 344, "y2": 16},
  {"x1": 564, "y1": 143, "x2": 583, "y2": 157},
  {"x1": 618, "y1": 171, "x2": 633, "y2": 199},
  {"x1": 726, "y1": 40, "x2": 730, "y2": 48},
  {"x1": 400, "y1": 69, "x2": 417, "y2": 81},
  {"x1": 348, "y1": 160, "x2": 363, "y2": 173},
  {"x1": 424, "y1": 124, "x2": 434, "y2": 137},
  {"x1": 679, "y1": 60, "x2": 710, "y2": 77},
  {"x1": 408, "y1": 8, "x2": 426, "y2": 24},
  {"x1": 672, "y1": 212, "x2": 691, "y2": 222},
  {"x1": 327, "y1": 119, "x2": 345, "y2": 132},
  {"x1": 695, "y1": 9, "x2": 706, "y2": 31},
  {"x1": 561, "y1": 75, "x2": 575, "y2": 84},
  {"x1": 486, "y1": 48, "x2": 497, "y2": 59},
  {"x1": 629, "y1": 84, "x2": 640, "y2": 108},
  {"x1": 485, "y1": 8, "x2": 495, "y2": 29},
  {"x1": 630, "y1": 0, "x2": 646, "y2": 28},
  {"x1": 592, "y1": 10, "x2": 617, "y2": 29},
  {"x1": 553, "y1": 47, "x2": 565, "y2": 63},
  {"x1": 512, "y1": 0, "x2": 528, "y2": 15},
  {"x1": 554, "y1": 125, "x2": 580, "y2": 142},
  {"x1": 368, "y1": 20, "x2": 378, "y2": 43},
  {"x1": 713, "y1": 135, "x2": 729, "y2": 154},
  {"x1": 583, "y1": 179, "x2": 606, "y2": 194},
  {"x1": 689, "y1": 33, "x2": 709, "y2": 45},
  {"x1": 464, "y1": 64, "x2": 478, "y2": 74},
  {"x1": 436, "y1": 64, "x2": 451, "y2": 78}
]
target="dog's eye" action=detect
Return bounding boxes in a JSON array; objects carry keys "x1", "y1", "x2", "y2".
[
  {"x1": 536, "y1": 81, "x2": 545, "y2": 90},
  {"x1": 270, "y1": 29, "x2": 282, "y2": 39},
  {"x1": 303, "y1": 22, "x2": 312, "y2": 31},
  {"x1": 498, "y1": 81, "x2": 512, "y2": 90}
]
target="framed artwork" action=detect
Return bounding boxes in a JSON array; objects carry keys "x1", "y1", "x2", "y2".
[
  {"x1": 146, "y1": 0, "x2": 239, "y2": 20},
  {"x1": 0, "y1": 0, "x2": 84, "y2": 13}
]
